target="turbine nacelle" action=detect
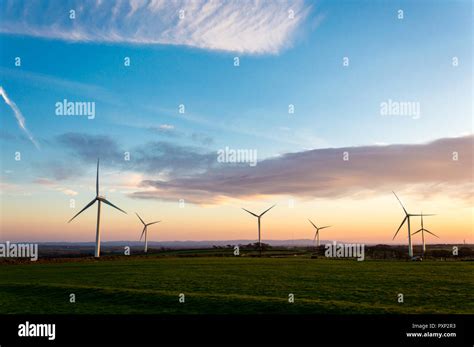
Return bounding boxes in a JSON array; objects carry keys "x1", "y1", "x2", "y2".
[
  {"x1": 392, "y1": 192, "x2": 437, "y2": 258},
  {"x1": 242, "y1": 204, "x2": 276, "y2": 256},
  {"x1": 308, "y1": 219, "x2": 331, "y2": 234},
  {"x1": 67, "y1": 159, "x2": 127, "y2": 257},
  {"x1": 136, "y1": 212, "x2": 161, "y2": 247},
  {"x1": 242, "y1": 204, "x2": 276, "y2": 219},
  {"x1": 392, "y1": 192, "x2": 435, "y2": 240},
  {"x1": 308, "y1": 219, "x2": 331, "y2": 247}
]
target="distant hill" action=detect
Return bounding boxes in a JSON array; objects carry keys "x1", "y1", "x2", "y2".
[
  {"x1": 13, "y1": 240, "x2": 467, "y2": 249},
  {"x1": 34, "y1": 239, "x2": 328, "y2": 248}
]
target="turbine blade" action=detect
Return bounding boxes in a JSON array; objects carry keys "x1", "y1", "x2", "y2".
[
  {"x1": 139, "y1": 226, "x2": 146, "y2": 241},
  {"x1": 136, "y1": 212, "x2": 146, "y2": 225},
  {"x1": 260, "y1": 204, "x2": 276, "y2": 217},
  {"x1": 147, "y1": 221, "x2": 161, "y2": 226},
  {"x1": 412, "y1": 229, "x2": 422, "y2": 235},
  {"x1": 68, "y1": 198, "x2": 97, "y2": 223},
  {"x1": 102, "y1": 198, "x2": 127, "y2": 214},
  {"x1": 96, "y1": 158, "x2": 99, "y2": 196},
  {"x1": 393, "y1": 216, "x2": 408, "y2": 240},
  {"x1": 319, "y1": 226, "x2": 331, "y2": 230},
  {"x1": 242, "y1": 208, "x2": 258, "y2": 217},
  {"x1": 392, "y1": 191, "x2": 408, "y2": 215},
  {"x1": 313, "y1": 232, "x2": 318, "y2": 241},
  {"x1": 308, "y1": 219, "x2": 318, "y2": 230},
  {"x1": 424, "y1": 229, "x2": 439, "y2": 238}
]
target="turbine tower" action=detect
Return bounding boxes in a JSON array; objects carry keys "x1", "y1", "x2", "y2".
[
  {"x1": 68, "y1": 159, "x2": 127, "y2": 257},
  {"x1": 308, "y1": 219, "x2": 331, "y2": 247},
  {"x1": 412, "y1": 212, "x2": 438, "y2": 257},
  {"x1": 242, "y1": 204, "x2": 276, "y2": 256},
  {"x1": 392, "y1": 191, "x2": 432, "y2": 258},
  {"x1": 136, "y1": 212, "x2": 160, "y2": 253}
]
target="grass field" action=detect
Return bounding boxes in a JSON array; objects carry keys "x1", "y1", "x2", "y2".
[{"x1": 0, "y1": 256, "x2": 472, "y2": 314}]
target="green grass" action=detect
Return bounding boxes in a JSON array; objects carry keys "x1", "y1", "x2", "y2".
[{"x1": 0, "y1": 256, "x2": 472, "y2": 314}]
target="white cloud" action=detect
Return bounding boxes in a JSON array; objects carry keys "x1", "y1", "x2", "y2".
[
  {"x1": 159, "y1": 124, "x2": 175, "y2": 130},
  {"x1": 60, "y1": 188, "x2": 79, "y2": 196},
  {"x1": 0, "y1": 0, "x2": 311, "y2": 54}
]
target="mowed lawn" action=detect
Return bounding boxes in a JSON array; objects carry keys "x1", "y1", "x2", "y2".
[{"x1": 0, "y1": 257, "x2": 472, "y2": 314}]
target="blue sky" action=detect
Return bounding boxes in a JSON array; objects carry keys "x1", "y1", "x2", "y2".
[
  {"x1": 1, "y1": 0, "x2": 471, "y2": 157},
  {"x1": 0, "y1": 0, "x2": 472, "y2": 242}
]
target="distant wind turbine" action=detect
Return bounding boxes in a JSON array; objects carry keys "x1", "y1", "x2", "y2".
[
  {"x1": 68, "y1": 159, "x2": 127, "y2": 257},
  {"x1": 308, "y1": 219, "x2": 331, "y2": 247},
  {"x1": 392, "y1": 191, "x2": 433, "y2": 258},
  {"x1": 412, "y1": 212, "x2": 438, "y2": 257},
  {"x1": 136, "y1": 212, "x2": 160, "y2": 253},
  {"x1": 242, "y1": 204, "x2": 276, "y2": 256}
]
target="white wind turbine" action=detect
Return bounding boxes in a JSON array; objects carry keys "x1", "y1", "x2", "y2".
[
  {"x1": 68, "y1": 159, "x2": 127, "y2": 257},
  {"x1": 136, "y1": 213, "x2": 160, "y2": 253},
  {"x1": 308, "y1": 219, "x2": 331, "y2": 247},
  {"x1": 412, "y1": 212, "x2": 438, "y2": 257},
  {"x1": 392, "y1": 191, "x2": 433, "y2": 258},
  {"x1": 242, "y1": 204, "x2": 276, "y2": 256}
]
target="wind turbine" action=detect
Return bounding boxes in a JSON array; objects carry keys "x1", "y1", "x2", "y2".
[
  {"x1": 68, "y1": 159, "x2": 127, "y2": 257},
  {"x1": 392, "y1": 191, "x2": 433, "y2": 258},
  {"x1": 136, "y1": 212, "x2": 160, "y2": 253},
  {"x1": 242, "y1": 204, "x2": 276, "y2": 256},
  {"x1": 308, "y1": 219, "x2": 331, "y2": 247},
  {"x1": 412, "y1": 212, "x2": 438, "y2": 257}
]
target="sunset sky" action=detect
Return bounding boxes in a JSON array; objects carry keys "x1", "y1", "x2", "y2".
[{"x1": 0, "y1": 0, "x2": 472, "y2": 244}]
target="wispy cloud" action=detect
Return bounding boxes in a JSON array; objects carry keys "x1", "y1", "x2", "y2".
[
  {"x1": 191, "y1": 132, "x2": 214, "y2": 146},
  {"x1": 158, "y1": 124, "x2": 174, "y2": 131},
  {"x1": 0, "y1": 0, "x2": 312, "y2": 54},
  {"x1": 0, "y1": 86, "x2": 40, "y2": 149},
  {"x1": 55, "y1": 132, "x2": 218, "y2": 177},
  {"x1": 0, "y1": 68, "x2": 118, "y2": 105},
  {"x1": 34, "y1": 178, "x2": 78, "y2": 196}
]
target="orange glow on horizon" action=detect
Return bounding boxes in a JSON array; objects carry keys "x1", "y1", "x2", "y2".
[{"x1": 1, "y1": 192, "x2": 472, "y2": 244}]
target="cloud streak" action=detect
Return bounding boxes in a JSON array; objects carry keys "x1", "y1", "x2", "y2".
[
  {"x1": 0, "y1": 0, "x2": 311, "y2": 54},
  {"x1": 0, "y1": 86, "x2": 40, "y2": 149}
]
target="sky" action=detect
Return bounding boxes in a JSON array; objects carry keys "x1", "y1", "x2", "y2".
[{"x1": 0, "y1": 0, "x2": 472, "y2": 244}]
